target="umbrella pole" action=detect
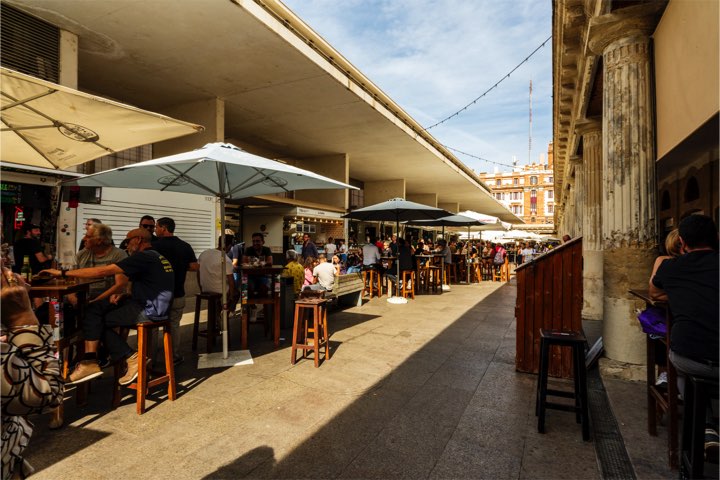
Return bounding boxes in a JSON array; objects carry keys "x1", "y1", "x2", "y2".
[
  {"x1": 396, "y1": 219, "x2": 400, "y2": 298},
  {"x1": 219, "y1": 197, "x2": 229, "y2": 359}
]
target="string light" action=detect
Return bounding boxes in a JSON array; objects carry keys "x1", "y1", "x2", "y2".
[
  {"x1": 424, "y1": 35, "x2": 552, "y2": 130},
  {"x1": 442, "y1": 144, "x2": 516, "y2": 170}
]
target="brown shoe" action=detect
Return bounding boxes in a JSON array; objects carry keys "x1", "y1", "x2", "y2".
[
  {"x1": 67, "y1": 360, "x2": 103, "y2": 384},
  {"x1": 119, "y1": 352, "x2": 139, "y2": 385}
]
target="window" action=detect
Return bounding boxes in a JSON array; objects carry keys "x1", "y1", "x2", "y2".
[
  {"x1": 496, "y1": 179, "x2": 501, "y2": 186},
  {"x1": 530, "y1": 189, "x2": 537, "y2": 214},
  {"x1": 546, "y1": 190, "x2": 554, "y2": 200},
  {"x1": 512, "y1": 205, "x2": 523, "y2": 215},
  {"x1": 513, "y1": 178, "x2": 519, "y2": 185},
  {"x1": 530, "y1": 176, "x2": 538, "y2": 185},
  {"x1": 546, "y1": 176, "x2": 553, "y2": 183},
  {"x1": 547, "y1": 204, "x2": 554, "y2": 214}
]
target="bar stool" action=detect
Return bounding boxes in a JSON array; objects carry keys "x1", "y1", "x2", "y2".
[
  {"x1": 362, "y1": 268, "x2": 381, "y2": 299},
  {"x1": 536, "y1": 328, "x2": 590, "y2": 441},
  {"x1": 443, "y1": 263, "x2": 457, "y2": 284},
  {"x1": 193, "y1": 292, "x2": 221, "y2": 353},
  {"x1": 401, "y1": 270, "x2": 415, "y2": 299},
  {"x1": 680, "y1": 374, "x2": 720, "y2": 479},
  {"x1": 291, "y1": 298, "x2": 330, "y2": 367},
  {"x1": 112, "y1": 320, "x2": 177, "y2": 414}
]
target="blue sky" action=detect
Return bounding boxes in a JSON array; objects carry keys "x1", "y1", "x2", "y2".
[{"x1": 282, "y1": 0, "x2": 553, "y2": 174}]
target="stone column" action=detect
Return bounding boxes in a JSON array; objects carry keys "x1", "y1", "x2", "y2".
[
  {"x1": 590, "y1": 5, "x2": 662, "y2": 364},
  {"x1": 576, "y1": 120, "x2": 603, "y2": 321}
]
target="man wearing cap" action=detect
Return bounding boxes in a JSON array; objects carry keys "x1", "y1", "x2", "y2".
[
  {"x1": 42, "y1": 227, "x2": 174, "y2": 385},
  {"x1": 13, "y1": 223, "x2": 53, "y2": 274}
]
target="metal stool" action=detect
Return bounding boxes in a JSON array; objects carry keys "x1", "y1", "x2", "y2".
[{"x1": 536, "y1": 328, "x2": 590, "y2": 441}]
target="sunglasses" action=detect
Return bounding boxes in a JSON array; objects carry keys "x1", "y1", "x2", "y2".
[{"x1": 140, "y1": 224, "x2": 155, "y2": 230}]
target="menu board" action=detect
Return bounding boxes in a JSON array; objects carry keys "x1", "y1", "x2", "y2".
[{"x1": 0, "y1": 182, "x2": 21, "y2": 204}]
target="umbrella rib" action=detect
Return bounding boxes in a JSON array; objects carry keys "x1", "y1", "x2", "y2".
[
  {"x1": 156, "y1": 163, "x2": 217, "y2": 196},
  {"x1": 0, "y1": 89, "x2": 56, "y2": 111},
  {"x1": 2, "y1": 119, "x2": 61, "y2": 169},
  {"x1": 227, "y1": 168, "x2": 289, "y2": 197}
]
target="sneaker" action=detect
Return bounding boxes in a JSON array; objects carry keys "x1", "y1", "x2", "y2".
[
  {"x1": 655, "y1": 371, "x2": 668, "y2": 387},
  {"x1": 67, "y1": 360, "x2": 103, "y2": 384},
  {"x1": 706, "y1": 428, "x2": 720, "y2": 464},
  {"x1": 98, "y1": 356, "x2": 112, "y2": 369},
  {"x1": 119, "y1": 352, "x2": 139, "y2": 386}
]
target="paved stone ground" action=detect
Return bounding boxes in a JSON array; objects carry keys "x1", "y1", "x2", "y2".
[{"x1": 24, "y1": 280, "x2": 669, "y2": 479}]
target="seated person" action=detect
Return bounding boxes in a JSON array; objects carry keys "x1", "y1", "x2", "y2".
[
  {"x1": 305, "y1": 254, "x2": 336, "y2": 292},
  {"x1": 242, "y1": 232, "x2": 273, "y2": 298},
  {"x1": 385, "y1": 238, "x2": 414, "y2": 285},
  {"x1": 282, "y1": 249, "x2": 304, "y2": 296},
  {"x1": 303, "y1": 256, "x2": 316, "y2": 288},
  {"x1": 42, "y1": 228, "x2": 175, "y2": 385},
  {"x1": 649, "y1": 215, "x2": 719, "y2": 392},
  {"x1": 1, "y1": 267, "x2": 63, "y2": 479},
  {"x1": 197, "y1": 235, "x2": 237, "y2": 307},
  {"x1": 73, "y1": 223, "x2": 128, "y2": 304},
  {"x1": 331, "y1": 255, "x2": 342, "y2": 276}
]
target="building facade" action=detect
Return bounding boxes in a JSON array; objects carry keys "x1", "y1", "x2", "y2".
[
  {"x1": 479, "y1": 143, "x2": 556, "y2": 233},
  {"x1": 552, "y1": 0, "x2": 718, "y2": 369}
]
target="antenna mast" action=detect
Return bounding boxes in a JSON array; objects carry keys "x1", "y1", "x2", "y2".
[{"x1": 528, "y1": 79, "x2": 533, "y2": 165}]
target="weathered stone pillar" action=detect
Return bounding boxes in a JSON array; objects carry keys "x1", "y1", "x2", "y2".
[
  {"x1": 590, "y1": 6, "x2": 661, "y2": 364},
  {"x1": 576, "y1": 120, "x2": 603, "y2": 321},
  {"x1": 570, "y1": 155, "x2": 583, "y2": 238}
]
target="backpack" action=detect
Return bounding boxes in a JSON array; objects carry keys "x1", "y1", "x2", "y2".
[{"x1": 493, "y1": 248, "x2": 505, "y2": 265}]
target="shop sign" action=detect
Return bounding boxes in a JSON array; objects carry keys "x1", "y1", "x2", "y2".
[
  {"x1": 296, "y1": 207, "x2": 342, "y2": 219},
  {"x1": 1, "y1": 182, "x2": 22, "y2": 205}
]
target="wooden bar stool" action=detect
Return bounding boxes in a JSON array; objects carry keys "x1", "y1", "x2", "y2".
[
  {"x1": 193, "y1": 292, "x2": 221, "y2": 353},
  {"x1": 444, "y1": 263, "x2": 457, "y2": 284},
  {"x1": 680, "y1": 375, "x2": 719, "y2": 479},
  {"x1": 401, "y1": 270, "x2": 415, "y2": 299},
  {"x1": 536, "y1": 328, "x2": 590, "y2": 441},
  {"x1": 291, "y1": 298, "x2": 330, "y2": 367},
  {"x1": 112, "y1": 320, "x2": 177, "y2": 414},
  {"x1": 361, "y1": 268, "x2": 381, "y2": 299}
]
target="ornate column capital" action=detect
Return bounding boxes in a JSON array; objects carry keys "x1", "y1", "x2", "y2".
[
  {"x1": 574, "y1": 118, "x2": 602, "y2": 137},
  {"x1": 588, "y1": 2, "x2": 666, "y2": 55}
]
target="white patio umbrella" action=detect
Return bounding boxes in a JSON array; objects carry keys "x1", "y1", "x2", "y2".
[
  {"x1": 63, "y1": 142, "x2": 355, "y2": 362},
  {"x1": 457, "y1": 210, "x2": 512, "y2": 232},
  {"x1": 1, "y1": 67, "x2": 203, "y2": 169}
]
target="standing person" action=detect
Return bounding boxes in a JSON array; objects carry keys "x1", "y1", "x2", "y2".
[
  {"x1": 649, "y1": 215, "x2": 719, "y2": 391},
  {"x1": 119, "y1": 215, "x2": 158, "y2": 250},
  {"x1": 389, "y1": 234, "x2": 398, "y2": 256},
  {"x1": 338, "y1": 239, "x2": 348, "y2": 263},
  {"x1": 1, "y1": 267, "x2": 64, "y2": 479},
  {"x1": 301, "y1": 233, "x2": 318, "y2": 261},
  {"x1": 228, "y1": 238, "x2": 244, "y2": 287},
  {"x1": 43, "y1": 228, "x2": 175, "y2": 385},
  {"x1": 78, "y1": 218, "x2": 102, "y2": 251},
  {"x1": 362, "y1": 237, "x2": 382, "y2": 270},
  {"x1": 13, "y1": 224, "x2": 53, "y2": 275},
  {"x1": 324, "y1": 237, "x2": 337, "y2": 257},
  {"x1": 152, "y1": 217, "x2": 199, "y2": 365}
]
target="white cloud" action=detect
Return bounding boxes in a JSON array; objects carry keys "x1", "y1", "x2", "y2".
[{"x1": 282, "y1": 0, "x2": 553, "y2": 172}]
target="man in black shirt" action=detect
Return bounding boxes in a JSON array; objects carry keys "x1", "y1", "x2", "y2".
[
  {"x1": 152, "y1": 217, "x2": 198, "y2": 364},
  {"x1": 119, "y1": 215, "x2": 158, "y2": 250},
  {"x1": 243, "y1": 232, "x2": 273, "y2": 298},
  {"x1": 44, "y1": 227, "x2": 174, "y2": 385},
  {"x1": 650, "y1": 214, "x2": 719, "y2": 383},
  {"x1": 13, "y1": 224, "x2": 53, "y2": 274}
]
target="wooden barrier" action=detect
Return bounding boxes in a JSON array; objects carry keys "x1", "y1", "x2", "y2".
[{"x1": 515, "y1": 237, "x2": 583, "y2": 378}]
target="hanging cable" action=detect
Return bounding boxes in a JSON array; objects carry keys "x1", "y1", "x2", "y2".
[
  {"x1": 442, "y1": 144, "x2": 516, "y2": 170},
  {"x1": 424, "y1": 35, "x2": 552, "y2": 130}
]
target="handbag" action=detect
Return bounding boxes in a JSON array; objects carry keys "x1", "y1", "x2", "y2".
[{"x1": 637, "y1": 306, "x2": 667, "y2": 336}]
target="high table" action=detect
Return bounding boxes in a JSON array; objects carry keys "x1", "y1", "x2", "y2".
[
  {"x1": 29, "y1": 278, "x2": 97, "y2": 426},
  {"x1": 239, "y1": 266, "x2": 284, "y2": 349},
  {"x1": 414, "y1": 254, "x2": 444, "y2": 294},
  {"x1": 629, "y1": 288, "x2": 678, "y2": 468}
]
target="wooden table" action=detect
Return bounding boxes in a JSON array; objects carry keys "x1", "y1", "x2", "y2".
[
  {"x1": 414, "y1": 254, "x2": 444, "y2": 294},
  {"x1": 240, "y1": 266, "x2": 284, "y2": 349},
  {"x1": 29, "y1": 279, "x2": 96, "y2": 426},
  {"x1": 629, "y1": 288, "x2": 678, "y2": 469}
]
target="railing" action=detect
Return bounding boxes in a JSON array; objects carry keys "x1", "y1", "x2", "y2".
[{"x1": 515, "y1": 237, "x2": 583, "y2": 378}]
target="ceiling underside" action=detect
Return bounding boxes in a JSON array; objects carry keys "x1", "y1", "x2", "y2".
[{"x1": 8, "y1": 0, "x2": 520, "y2": 222}]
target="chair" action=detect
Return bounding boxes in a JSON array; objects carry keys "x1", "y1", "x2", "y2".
[
  {"x1": 291, "y1": 298, "x2": 330, "y2": 367},
  {"x1": 680, "y1": 375, "x2": 719, "y2": 479},
  {"x1": 535, "y1": 329, "x2": 590, "y2": 441},
  {"x1": 192, "y1": 292, "x2": 222, "y2": 353},
  {"x1": 112, "y1": 320, "x2": 177, "y2": 414}
]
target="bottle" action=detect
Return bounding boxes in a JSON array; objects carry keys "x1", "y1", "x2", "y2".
[
  {"x1": 51, "y1": 298, "x2": 62, "y2": 343},
  {"x1": 21, "y1": 255, "x2": 32, "y2": 282}
]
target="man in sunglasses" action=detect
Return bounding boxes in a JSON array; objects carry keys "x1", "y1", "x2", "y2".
[
  {"x1": 119, "y1": 215, "x2": 157, "y2": 250},
  {"x1": 42, "y1": 227, "x2": 174, "y2": 385}
]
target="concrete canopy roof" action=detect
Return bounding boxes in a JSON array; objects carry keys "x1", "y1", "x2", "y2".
[{"x1": 9, "y1": 0, "x2": 521, "y2": 223}]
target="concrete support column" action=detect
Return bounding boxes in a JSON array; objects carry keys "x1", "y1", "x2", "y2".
[
  {"x1": 155, "y1": 98, "x2": 225, "y2": 157},
  {"x1": 407, "y1": 193, "x2": 438, "y2": 207},
  {"x1": 364, "y1": 180, "x2": 405, "y2": 206},
  {"x1": 58, "y1": 30, "x2": 78, "y2": 89},
  {"x1": 294, "y1": 154, "x2": 349, "y2": 210},
  {"x1": 438, "y1": 202, "x2": 459, "y2": 214},
  {"x1": 590, "y1": 9, "x2": 660, "y2": 364},
  {"x1": 576, "y1": 120, "x2": 603, "y2": 321},
  {"x1": 570, "y1": 156, "x2": 583, "y2": 239}
]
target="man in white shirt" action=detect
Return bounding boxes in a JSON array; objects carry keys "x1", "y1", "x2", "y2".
[
  {"x1": 306, "y1": 254, "x2": 336, "y2": 291},
  {"x1": 197, "y1": 235, "x2": 237, "y2": 306},
  {"x1": 324, "y1": 237, "x2": 337, "y2": 257}
]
